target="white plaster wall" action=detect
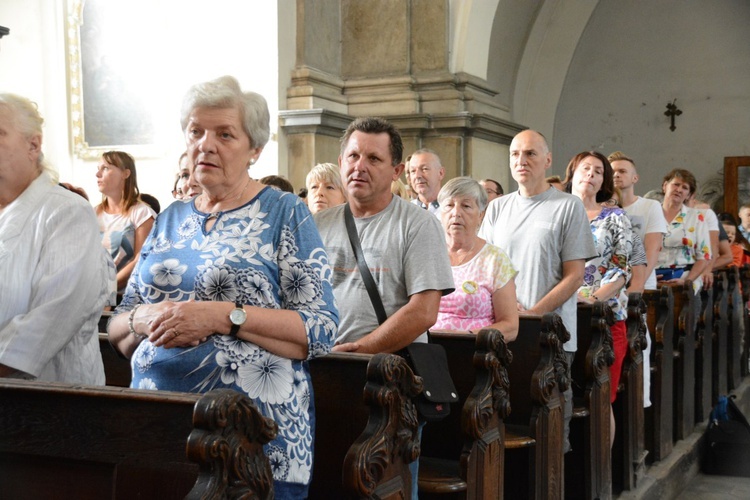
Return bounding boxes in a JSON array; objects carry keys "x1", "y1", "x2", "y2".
[
  {"x1": 0, "y1": 0, "x2": 69, "y2": 180},
  {"x1": 553, "y1": 0, "x2": 750, "y2": 191},
  {"x1": 0, "y1": 0, "x2": 281, "y2": 211}
]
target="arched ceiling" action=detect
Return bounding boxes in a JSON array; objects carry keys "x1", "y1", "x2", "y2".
[{"x1": 450, "y1": 0, "x2": 599, "y2": 139}]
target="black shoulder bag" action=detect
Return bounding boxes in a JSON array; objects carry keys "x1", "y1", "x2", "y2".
[{"x1": 344, "y1": 204, "x2": 458, "y2": 422}]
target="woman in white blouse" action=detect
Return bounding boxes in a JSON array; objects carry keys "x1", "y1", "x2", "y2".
[
  {"x1": 655, "y1": 169, "x2": 711, "y2": 293},
  {"x1": 0, "y1": 93, "x2": 113, "y2": 384}
]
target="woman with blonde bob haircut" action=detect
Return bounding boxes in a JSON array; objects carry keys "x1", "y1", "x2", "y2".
[
  {"x1": 305, "y1": 162, "x2": 347, "y2": 214},
  {"x1": 432, "y1": 176, "x2": 519, "y2": 341}
]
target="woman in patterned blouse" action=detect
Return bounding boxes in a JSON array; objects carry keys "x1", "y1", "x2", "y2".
[
  {"x1": 564, "y1": 151, "x2": 634, "y2": 448},
  {"x1": 655, "y1": 169, "x2": 712, "y2": 293},
  {"x1": 432, "y1": 177, "x2": 519, "y2": 341},
  {"x1": 107, "y1": 76, "x2": 338, "y2": 499}
]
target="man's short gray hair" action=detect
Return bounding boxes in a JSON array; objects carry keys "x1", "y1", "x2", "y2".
[
  {"x1": 437, "y1": 176, "x2": 488, "y2": 212},
  {"x1": 180, "y1": 75, "x2": 270, "y2": 149}
]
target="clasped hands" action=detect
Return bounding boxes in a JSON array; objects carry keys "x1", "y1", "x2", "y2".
[{"x1": 135, "y1": 300, "x2": 216, "y2": 348}]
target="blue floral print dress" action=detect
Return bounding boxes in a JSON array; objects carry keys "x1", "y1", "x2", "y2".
[{"x1": 116, "y1": 187, "x2": 338, "y2": 494}]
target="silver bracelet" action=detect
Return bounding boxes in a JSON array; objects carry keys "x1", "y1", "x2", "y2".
[{"x1": 128, "y1": 304, "x2": 146, "y2": 340}]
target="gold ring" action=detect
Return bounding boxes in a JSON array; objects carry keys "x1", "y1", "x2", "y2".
[{"x1": 173, "y1": 329, "x2": 180, "y2": 337}]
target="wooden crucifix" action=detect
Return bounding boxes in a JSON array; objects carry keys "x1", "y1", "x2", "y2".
[{"x1": 664, "y1": 99, "x2": 682, "y2": 132}]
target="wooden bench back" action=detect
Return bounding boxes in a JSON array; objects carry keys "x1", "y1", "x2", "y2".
[
  {"x1": 740, "y1": 265, "x2": 750, "y2": 377},
  {"x1": 668, "y1": 281, "x2": 696, "y2": 441},
  {"x1": 711, "y1": 271, "x2": 729, "y2": 402},
  {"x1": 506, "y1": 313, "x2": 569, "y2": 499},
  {"x1": 425, "y1": 328, "x2": 512, "y2": 497},
  {"x1": 0, "y1": 380, "x2": 275, "y2": 499},
  {"x1": 616, "y1": 293, "x2": 648, "y2": 491},
  {"x1": 570, "y1": 301, "x2": 614, "y2": 499},
  {"x1": 696, "y1": 281, "x2": 714, "y2": 422},
  {"x1": 726, "y1": 267, "x2": 744, "y2": 390},
  {"x1": 309, "y1": 352, "x2": 420, "y2": 499},
  {"x1": 642, "y1": 286, "x2": 674, "y2": 462}
]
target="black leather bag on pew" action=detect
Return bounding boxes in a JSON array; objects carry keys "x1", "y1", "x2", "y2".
[
  {"x1": 703, "y1": 394, "x2": 750, "y2": 477},
  {"x1": 344, "y1": 204, "x2": 458, "y2": 422}
]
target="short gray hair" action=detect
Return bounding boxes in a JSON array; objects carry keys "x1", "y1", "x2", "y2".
[
  {"x1": 306, "y1": 162, "x2": 346, "y2": 196},
  {"x1": 438, "y1": 176, "x2": 488, "y2": 212},
  {"x1": 0, "y1": 93, "x2": 55, "y2": 181},
  {"x1": 410, "y1": 148, "x2": 442, "y2": 165},
  {"x1": 180, "y1": 75, "x2": 270, "y2": 149}
]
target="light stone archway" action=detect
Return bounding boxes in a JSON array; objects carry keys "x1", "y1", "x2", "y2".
[
  {"x1": 512, "y1": 0, "x2": 599, "y2": 140},
  {"x1": 448, "y1": 0, "x2": 500, "y2": 80}
]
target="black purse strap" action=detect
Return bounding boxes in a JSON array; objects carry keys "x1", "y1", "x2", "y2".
[{"x1": 344, "y1": 204, "x2": 388, "y2": 325}]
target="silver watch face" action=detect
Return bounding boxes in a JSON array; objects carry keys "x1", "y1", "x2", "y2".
[{"x1": 230, "y1": 307, "x2": 247, "y2": 326}]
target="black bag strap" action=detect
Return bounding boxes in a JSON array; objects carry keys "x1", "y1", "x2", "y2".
[{"x1": 344, "y1": 204, "x2": 388, "y2": 325}]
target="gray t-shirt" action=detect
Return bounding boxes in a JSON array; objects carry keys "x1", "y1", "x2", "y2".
[
  {"x1": 314, "y1": 195, "x2": 454, "y2": 344},
  {"x1": 479, "y1": 187, "x2": 596, "y2": 352}
]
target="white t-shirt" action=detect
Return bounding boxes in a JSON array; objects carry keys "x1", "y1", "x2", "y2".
[
  {"x1": 98, "y1": 201, "x2": 155, "y2": 271},
  {"x1": 621, "y1": 197, "x2": 668, "y2": 290},
  {"x1": 479, "y1": 187, "x2": 597, "y2": 352},
  {"x1": 315, "y1": 196, "x2": 454, "y2": 344}
]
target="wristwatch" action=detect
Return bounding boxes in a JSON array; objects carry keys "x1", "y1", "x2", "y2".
[{"x1": 229, "y1": 301, "x2": 247, "y2": 336}]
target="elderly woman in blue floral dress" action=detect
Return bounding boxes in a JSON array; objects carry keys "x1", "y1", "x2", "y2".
[
  {"x1": 107, "y1": 76, "x2": 338, "y2": 499},
  {"x1": 564, "y1": 150, "x2": 634, "y2": 449}
]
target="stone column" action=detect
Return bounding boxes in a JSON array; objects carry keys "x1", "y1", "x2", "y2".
[{"x1": 280, "y1": 0, "x2": 523, "y2": 189}]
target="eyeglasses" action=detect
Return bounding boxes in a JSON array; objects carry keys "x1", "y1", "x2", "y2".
[{"x1": 484, "y1": 189, "x2": 499, "y2": 195}]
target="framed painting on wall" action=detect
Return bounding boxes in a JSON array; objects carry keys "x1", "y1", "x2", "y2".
[{"x1": 65, "y1": 0, "x2": 162, "y2": 160}]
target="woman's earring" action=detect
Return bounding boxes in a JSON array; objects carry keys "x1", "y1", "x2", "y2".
[{"x1": 250, "y1": 159, "x2": 256, "y2": 165}]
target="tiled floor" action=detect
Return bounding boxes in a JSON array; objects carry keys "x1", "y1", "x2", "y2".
[{"x1": 677, "y1": 473, "x2": 750, "y2": 499}]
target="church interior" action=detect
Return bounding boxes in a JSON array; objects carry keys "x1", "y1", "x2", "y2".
[{"x1": 2, "y1": 1, "x2": 750, "y2": 498}]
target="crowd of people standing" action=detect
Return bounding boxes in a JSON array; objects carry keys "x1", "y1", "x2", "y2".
[{"x1": 2, "y1": 74, "x2": 746, "y2": 498}]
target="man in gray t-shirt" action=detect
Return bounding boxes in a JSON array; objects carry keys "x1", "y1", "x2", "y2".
[
  {"x1": 479, "y1": 130, "x2": 596, "y2": 352},
  {"x1": 314, "y1": 117, "x2": 454, "y2": 354},
  {"x1": 479, "y1": 129, "x2": 596, "y2": 453}
]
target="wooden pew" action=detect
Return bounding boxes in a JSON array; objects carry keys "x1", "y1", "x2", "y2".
[
  {"x1": 0, "y1": 380, "x2": 275, "y2": 499},
  {"x1": 504, "y1": 313, "x2": 569, "y2": 500},
  {"x1": 695, "y1": 280, "x2": 714, "y2": 423},
  {"x1": 667, "y1": 281, "x2": 696, "y2": 441},
  {"x1": 741, "y1": 265, "x2": 750, "y2": 377},
  {"x1": 309, "y1": 352, "x2": 421, "y2": 499},
  {"x1": 642, "y1": 286, "x2": 674, "y2": 463},
  {"x1": 99, "y1": 333, "x2": 132, "y2": 387},
  {"x1": 712, "y1": 271, "x2": 729, "y2": 404},
  {"x1": 567, "y1": 301, "x2": 614, "y2": 500},
  {"x1": 96, "y1": 337, "x2": 420, "y2": 497},
  {"x1": 420, "y1": 328, "x2": 512, "y2": 499},
  {"x1": 726, "y1": 267, "x2": 745, "y2": 391},
  {"x1": 615, "y1": 293, "x2": 648, "y2": 491}
]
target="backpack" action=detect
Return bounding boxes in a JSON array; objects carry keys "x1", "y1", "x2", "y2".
[{"x1": 703, "y1": 395, "x2": 750, "y2": 477}]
